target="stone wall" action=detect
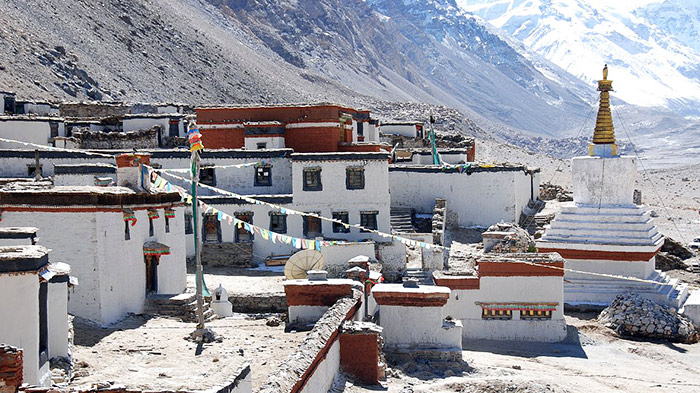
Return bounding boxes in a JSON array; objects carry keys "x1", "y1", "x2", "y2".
[
  {"x1": 229, "y1": 293, "x2": 287, "y2": 313},
  {"x1": 258, "y1": 292, "x2": 361, "y2": 393},
  {"x1": 73, "y1": 126, "x2": 160, "y2": 149},
  {"x1": 202, "y1": 242, "x2": 254, "y2": 267},
  {"x1": 0, "y1": 345, "x2": 22, "y2": 393}
]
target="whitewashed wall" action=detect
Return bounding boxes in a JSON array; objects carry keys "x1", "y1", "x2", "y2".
[
  {"x1": 292, "y1": 158, "x2": 391, "y2": 243},
  {"x1": 2, "y1": 211, "x2": 102, "y2": 322},
  {"x1": 243, "y1": 136, "x2": 285, "y2": 150},
  {"x1": 300, "y1": 340, "x2": 340, "y2": 393},
  {"x1": 0, "y1": 273, "x2": 48, "y2": 386},
  {"x1": 389, "y1": 169, "x2": 538, "y2": 227},
  {"x1": 572, "y1": 156, "x2": 636, "y2": 206},
  {"x1": 1, "y1": 207, "x2": 187, "y2": 326},
  {"x1": 379, "y1": 304, "x2": 461, "y2": 350},
  {"x1": 0, "y1": 120, "x2": 53, "y2": 146},
  {"x1": 380, "y1": 125, "x2": 418, "y2": 138},
  {"x1": 122, "y1": 117, "x2": 170, "y2": 132},
  {"x1": 53, "y1": 173, "x2": 116, "y2": 186},
  {"x1": 442, "y1": 276, "x2": 566, "y2": 342},
  {"x1": 321, "y1": 242, "x2": 376, "y2": 277},
  {"x1": 155, "y1": 155, "x2": 293, "y2": 196},
  {"x1": 0, "y1": 155, "x2": 110, "y2": 177}
]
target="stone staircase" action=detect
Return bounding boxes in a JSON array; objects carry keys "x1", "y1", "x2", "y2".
[
  {"x1": 518, "y1": 199, "x2": 546, "y2": 234},
  {"x1": 144, "y1": 292, "x2": 216, "y2": 322},
  {"x1": 564, "y1": 270, "x2": 690, "y2": 309},
  {"x1": 390, "y1": 208, "x2": 415, "y2": 233},
  {"x1": 403, "y1": 267, "x2": 433, "y2": 285}
]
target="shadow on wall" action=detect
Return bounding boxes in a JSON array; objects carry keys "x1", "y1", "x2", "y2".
[{"x1": 461, "y1": 325, "x2": 589, "y2": 360}]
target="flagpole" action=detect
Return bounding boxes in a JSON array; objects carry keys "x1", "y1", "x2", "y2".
[{"x1": 192, "y1": 146, "x2": 205, "y2": 329}]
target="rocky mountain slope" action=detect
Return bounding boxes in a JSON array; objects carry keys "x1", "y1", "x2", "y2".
[{"x1": 0, "y1": 0, "x2": 597, "y2": 139}]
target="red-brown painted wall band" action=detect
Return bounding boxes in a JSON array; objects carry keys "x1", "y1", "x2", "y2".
[
  {"x1": 477, "y1": 261, "x2": 565, "y2": 277},
  {"x1": 536, "y1": 247, "x2": 660, "y2": 262},
  {"x1": 372, "y1": 292, "x2": 450, "y2": 307},
  {"x1": 433, "y1": 276, "x2": 480, "y2": 290},
  {"x1": 285, "y1": 284, "x2": 354, "y2": 306}
]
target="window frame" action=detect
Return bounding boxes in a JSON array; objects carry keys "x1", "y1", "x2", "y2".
[
  {"x1": 199, "y1": 166, "x2": 216, "y2": 186},
  {"x1": 235, "y1": 212, "x2": 254, "y2": 242},
  {"x1": 269, "y1": 212, "x2": 288, "y2": 234},
  {"x1": 303, "y1": 212, "x2": 323, "y2": 238},
  {"x1": 332, "y1": 211, "x2": 350, "y2": 233},
  {"x1": 255, "y1": 164, "x2": 273, "y2": 187},
  {"x1": 124, "y1": 220, "x2": 131, "y2": 241},
  {"x1": 184, "y1": 211, "x2": 193, "y2": 235},
  {"x1": 360, "y1": 211, "x2": 378, "y2": 232},
  {"x1": 203, "y1": 213, "x2": 222, "y2": 243},
  {"x1": 302, "y1": 167, "x2": 322, "y2": 191},
  {"x1": 346, "y1": 166, "x2": 365, "y2": 190}
]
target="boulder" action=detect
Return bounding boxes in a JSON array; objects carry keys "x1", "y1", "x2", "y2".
[
  {"x1": 598, "y1": 294, "x2": 699, "y2": 343},
  {"x1": 655, "y1": 252, "x2": 687, "y2": 271},
  {"x1": 661, "y1": 237, "x2": 694, "y2": 260}
]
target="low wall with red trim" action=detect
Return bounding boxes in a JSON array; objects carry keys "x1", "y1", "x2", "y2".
[{"x1": 259, "y1": 291, "x2": 362, "y2": 393}]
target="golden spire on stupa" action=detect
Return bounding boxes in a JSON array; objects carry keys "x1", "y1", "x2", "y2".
[{"x1": 589, "y1": 64, "x2": 618, "y2": 156}]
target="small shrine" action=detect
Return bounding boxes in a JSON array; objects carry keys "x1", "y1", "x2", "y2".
[{"x1": 536, "y1": 66, "x2": 688, "y2": 308}]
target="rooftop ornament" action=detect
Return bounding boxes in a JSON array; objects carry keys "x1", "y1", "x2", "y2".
[{"x1": 590, "y1": 64, "x2": 618, "y2": 157}]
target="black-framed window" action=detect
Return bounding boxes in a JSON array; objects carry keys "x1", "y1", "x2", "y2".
[
  {"x1": 269, "y1": 212, "x2": 287, "y2": 234},
  {"x1": 360, "y1": 211, "x2": 378, "y2": 231},
  {"x1": 346, "y1": 167, "x2": 365, "y2": 190},
  {"x1": 149, "y1": 218, "x2": 154, "y2": 237},
  {"x1": 332, "y1": 211, "x2": 350, "y2": 233},
  {"x1": 124, "y1": 221, "x2": 131, "y2": 240},
  {"x1": 255, "y1": 165, "x2": 272, "y2": 187},
  {"x1": 256, "y1": 142, "x2": 267, "y2": 149},
  {"x1": 303, "y1": 168, "x2": 322, "y2": 191},
  {"x1": 165, "y1": 216, "x2": 170, "y2": 233},
  {"x1": 303, "y1": 213, "x2": 322, "y2": 237},
  {"x1": 184, "y1": 211, "x2": 193, "y2": 235},
  {"x1": 27, "y1": 164, "x2": 42, "y2": 178},
  {"x1": 200, "y1": 166, "x2": 216, "y2": 186},
  {"x1": 203, "y1": 213, "x2": 222, "y2": 243},
  {"x1": 235, "y1": 212, "x2": 254, "y2": 242}
]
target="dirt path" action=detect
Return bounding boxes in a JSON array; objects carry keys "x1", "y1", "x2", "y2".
[{"x1": 335, "y1": 314, "x2": 700, "y2": 393}]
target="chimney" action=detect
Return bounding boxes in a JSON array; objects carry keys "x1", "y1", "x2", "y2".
[{"x1": 115, "y1": 153, "x2": 152, "y2": 191}]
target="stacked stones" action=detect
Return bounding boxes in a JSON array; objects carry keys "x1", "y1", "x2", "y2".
[
  {"x1": 0, "y1": 344, "x2": 23, "y2": 393},
  {"x1": 599, "y1": 294, "x2": 700, "y2": 343},
  {"x1": 487, "y1": 223, "x2": 535, "y2": 254},
  {"x1": 539, "y1": 183, "x2": 573, "y2": 202}
]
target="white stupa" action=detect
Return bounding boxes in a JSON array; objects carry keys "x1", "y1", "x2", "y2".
[{"x1": 536, "y1": 65, "x2": 689, "y2": 308}]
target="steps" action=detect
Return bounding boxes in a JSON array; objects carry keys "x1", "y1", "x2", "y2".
[
  {"x1": 390, "y1": 208, "x2": 415, "y2": 233},
  {"x1": 144, "y1": 292, "x2": 216, "y2": 322},
  {"x1": 564, "y1": 270, "x2": 691, "y2": 309},
  {"x1": 403, "y1": 267, "x2": 433, "y2": 285}
]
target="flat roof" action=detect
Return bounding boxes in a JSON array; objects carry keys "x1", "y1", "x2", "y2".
[
  {"x1": 0, "y1": 115, "x2": 64, "y2": 122},
  {"x1": 290, "y1": 152, "x2": 390, "y2": 161},
  {"x1": 54, "y1": 163, "x2": 116, "y2": 174},
  {"x1": 0, "y1": 183, "x2": 182, "y2": 207},
  {"x1": 0, "y1": 227, "x2": 39, "y2": 239},
  {"x1": 389, "y1": 164, "x2": 540, "y2": 173},
  {"x1": 0, "y1": 245, "x2": 49, "y2": 273}
]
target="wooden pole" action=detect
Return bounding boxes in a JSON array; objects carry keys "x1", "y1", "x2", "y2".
[{"x1": 190, "y1": 126, "x2": 205, "y2": 330}]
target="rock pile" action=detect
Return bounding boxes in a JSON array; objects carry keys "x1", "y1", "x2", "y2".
[
  {"x1": 656, "y1": 237, "x2": 695, "y2": 271},
  {"x1": 486, "y1": 223, "x2": 536, "y2": 253},
  {"x1": 598, "y1": 294, "x2": 699, "y2": 343},
  {"x1": 539, "y1": 183, "x2": 573, "y2": 201}
]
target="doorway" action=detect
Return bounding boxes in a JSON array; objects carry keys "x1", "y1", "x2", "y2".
[{"x1": 145, "y1": 256, "x2": 158, "y2": 293}]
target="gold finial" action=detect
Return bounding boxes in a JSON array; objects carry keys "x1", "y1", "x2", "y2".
[{"x1": 591, "y1": 64, "x2": 616, "y2": 149}]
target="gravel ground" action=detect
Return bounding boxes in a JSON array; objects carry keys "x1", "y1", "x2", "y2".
[
  {"x1": 334, "y1": 313, "x2": 700, "y2": 393},
  {"x1": 70, "y1": 315, "x2": 307, "y2": 391}
]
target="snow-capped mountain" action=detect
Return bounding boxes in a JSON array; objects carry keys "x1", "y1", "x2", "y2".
[{"x1": 459, "y1": 0, "x2": 700, "y2": 115}]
